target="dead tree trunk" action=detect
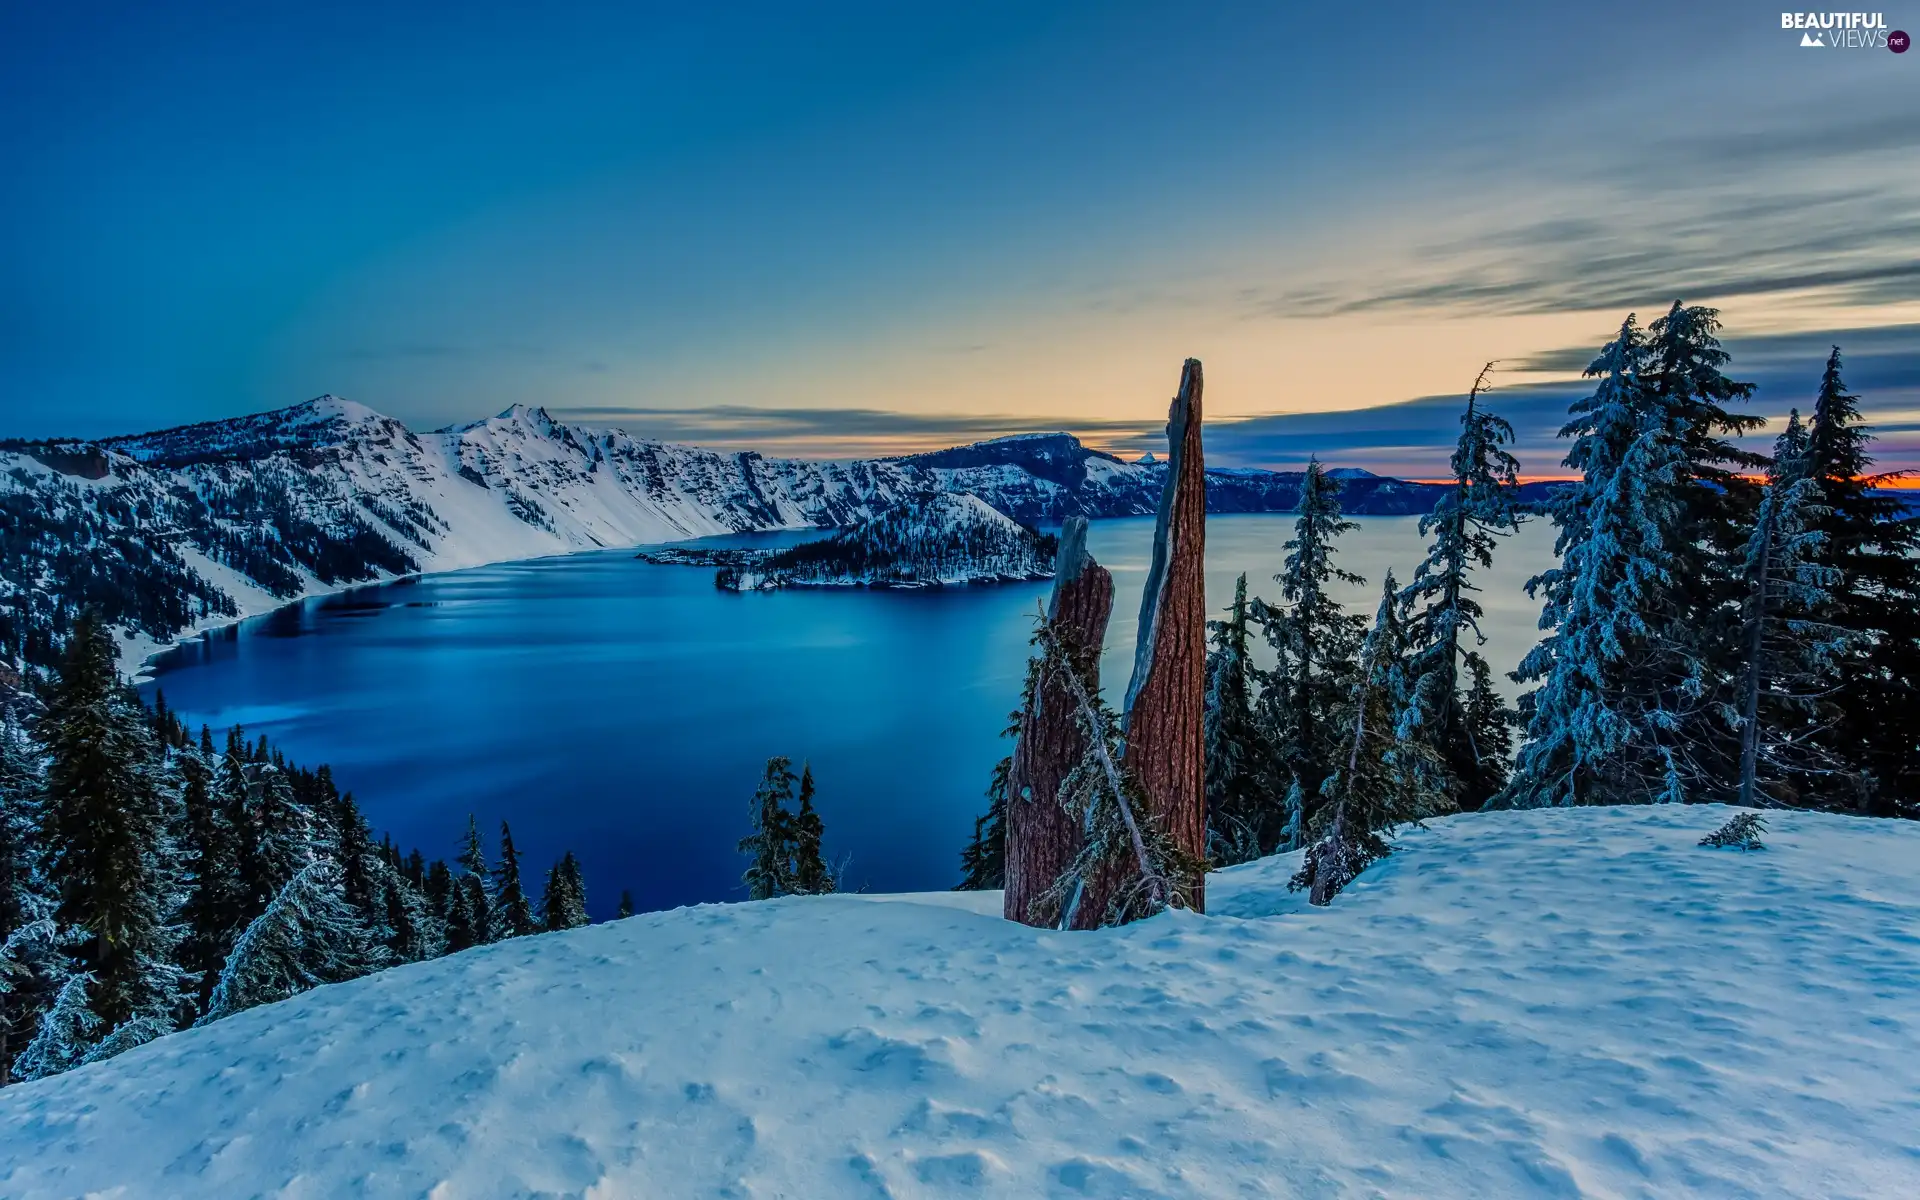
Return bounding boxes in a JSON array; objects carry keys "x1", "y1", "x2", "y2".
[
  {"x1": 1074, "y1": 358, "x2": 1209, "y2": 924},
  {"x1": 1003, "y1": 517, "x2": 1114, "y2": 926}
]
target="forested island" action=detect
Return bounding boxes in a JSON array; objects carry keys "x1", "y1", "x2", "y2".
[{"x1": 638, "y1": 493, "x2": 1058, "y2": 590}]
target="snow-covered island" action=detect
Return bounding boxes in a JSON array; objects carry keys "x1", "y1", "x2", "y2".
[
  {"x1": 3, "y1": 805, "x2": 1916, "y2": 1197},
  {"x1": 638, "y1": 493, "x2": 1059, "y2": 590}
]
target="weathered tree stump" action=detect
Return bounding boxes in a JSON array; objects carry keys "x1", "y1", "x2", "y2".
[
  {"x1": 1075, "y1": 358, "x2": 1209, "y2": 923},
  {"x1": 1003, "y1": 517, "x2": 1114, "y2": 926}
]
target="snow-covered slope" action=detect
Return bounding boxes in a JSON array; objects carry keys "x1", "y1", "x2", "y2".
[{"x1": 4, "y1": 806, "x2": 1916, "y2": 1198}]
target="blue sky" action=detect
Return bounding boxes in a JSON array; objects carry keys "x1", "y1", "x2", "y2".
[{"x1": 4, "y1": 2, "x2": 1917, "y2": 474}]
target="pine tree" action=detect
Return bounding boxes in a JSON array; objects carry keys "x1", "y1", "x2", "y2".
[
  {"x1": 0, "y1": 716, "x2": 66, "y2": 1084},
  {"x1": 178, "y1": 726, "x2": 248, "y2": 1014},
  {"x1": 738, "y1": 757, "x2": 799, "y2": 901},
  {"x1": 1642, "y1": 302, "x2": 1766, "y2": 787},
  {"x1": 11, "y1": 971, "x2": 101, "y2": 1082},
  {"x1": 37, "y1": 613, "x2": 187, "y2": 1034},
  {"x1": 955, "y1": 757, "x2": 1008, "y2": 891},
  {"x1": 1203, "y1": 574, "x2": 1277, "y2": 862},
  {"x1": 1729, "y1": 412, "x2": 1852, "y2": 806},
  {"x1": 1801, "y1": 347, "x2": 1920, "y2": 814},
  {"x1": 1292, "y1": 575, "x2": 1443, "y2": 904},
  {"x1": 456, "y1": 815, "x2": 492, "y2": 943},
  {"x1": 199, "y1": 861, "x2": 374, "y2": 1024},
  {"x1": 1501, "y1": 316, "x2": 1703, "y2": 807},
  {"x1": 443, "y1": 876, "x2": 479, "y2": 953},
  {"x1": 540, "y1": 852, "x2": 590, "y2": 931},
  {"x1": 790, "y1": 764, "x2": 834, "y2": 895},
  {"x1": 1255, "y1": 459, "x2": 1365, "y2": 847},
  {"x1": 489, "y1": 822, "x2": 537, "y2": 940},
  {"x1": 615, "y1": 890, "x2": 635, "y2": 920},
  {"x1": 244, "y1": 764, "x2": 312, "y2": 907},
  {"x1": 1400, "y1": 365, "x2": 1522, "y2": 809}
]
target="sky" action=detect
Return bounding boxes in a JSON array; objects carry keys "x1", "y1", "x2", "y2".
[{"x1": 3, "y1": 1, "x2": 1918, "y2": 476}]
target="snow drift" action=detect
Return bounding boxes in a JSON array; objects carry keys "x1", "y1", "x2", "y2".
[{"x1": 3, "y1": 806, "x2": 1917, "y2": 1198}]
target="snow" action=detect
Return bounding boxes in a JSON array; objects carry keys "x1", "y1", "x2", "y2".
[{"x1": 4, "y1": 805, "x2": 1917, "y2": 1198}]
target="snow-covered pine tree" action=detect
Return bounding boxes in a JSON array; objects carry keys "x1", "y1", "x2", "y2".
[
  {"x1": 1203, "y1": 574, "x2": 1277, "y2": 863},
  {"x1": 178, "y1": 725, "x2": 249, "y2": 1014},
  {"x1": 330, "y1": 791, "x2": 394, "y2": 956},
  {"x1": 1255, "y1": 459, "x2": 1365, "y2": 847},
  {"x1": 1641, "y1": 302, "x2": 1766, "y2": 787},
  {"x1": 739, "y1": 757, "x2": 799, "y2": 901},
  {"x1": 1500, "y1": 315, "x2": 1703, "y2": 808},
  {"x1": 540, "y1": 852, "x2": 590, "y2": 931},
  {"x1": 1728, "y1": 412, "x2": 1852, "y2": 807},
  {"x1": 489, "y1": 822, "x2": 538, "y2": 940},
  {"x1": 37, "y1": 613, "x2": 187, "y2": 1039},
  {"x1": 198, "y1": 860, "x2": 375, "y2": 1024},
  {"x1": 1292, "y1": 574, "x2": 1443, "y2": 905},
  {"x1": 1460, "y1": 653, "x2": 1515, "y2": 801},
  {"x1": 456, "y1": 815, "x2": 492, "y2": 944},
  {"x1": 955, "y1": 756, "x2": 1007, "y2": 891},
  {"x1": 380, "y1": 857, "x2": 439, "y2": 962},
  {"x1": 1026, "y1": 620, "x2": 1205, "y2": 930},
  {"x1": 615, "y1": 890, "x2": 635, "y2": 920},
  {"x1": 244, "y1": 764, "x2": 313, "y2": 909},
  {"x1": 10, "y1": 970, "x2": 100, "y2": 1082},
  {"x1": 0, "y1": 715, "x2": 69, "y2": 1085},
  {"x1": 1801, "y1": 347, "x2": 1920, "y2": 814},
  {"x1": 1400, "y1": 364, "x2": 1522, "y2": 809},
  {"x1": 790, "y1": 764, "x2": 835, "y2": 895},
  {"x1": 443, "y1": 874, "x2": 479, "y2": 953}
]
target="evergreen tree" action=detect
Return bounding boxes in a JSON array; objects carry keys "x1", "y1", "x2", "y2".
[
  {"x1": 423, "y1": 858, "x2": 454, "y2": 924},
  {"x1": 11, "y1": 971, "x2": 100, "y2": 1082},
  {"x1": 615, "y1": 890, "x2": 635, "y2": 920},
  {"x1": 1459, "y1": 654, "x2": 1515, "y2": 803},
  {"x1": 244, "y1": 765, "x2": 312, "y2": 908},
  {"x1": 1801, "y1": 347, "x2": 1920, "y2": 814},
  {"x1": 738, "y1": 757, "x2": 799, "y2": 901},
  {"x1": 1729, "y1": 412, "x2": 1852, "y2": 806},
  {"x1": 1255, "y1": 459, "x2": 1365, "y2": 847},
  {"x1": 443, "y1": 876, "x2": 479, "y2": 953},
  {"x1": 198, "y1": 861, "x2": 374, "y2": 1024},
  {"x1": 955, "y1": 757, "x2": 1008, "y2": 891},
  {"x1": 177, "y1": 726, "x2": 248, "y2": 1014},
  {"x1": 790, "y1": 764, "x2": 834, "y2": 895},
  {"x1": 0, "y1": 716, "x2": 66, "y2": 1084},
  {"x1": 37, "y1": 613, "x2": 187, "y2": 1033},
  {"x1": 540, "y1": 852, "x2": 590, "y2": 931},
  {"x1": 1501, "y1": 316, "x2": 1703, "y2": 807},
  {"x1": 1204, "y1": 574, "x2": 1277, "y2": 862},
  {"x1": 489, "y1": 822, "x2": 537, "y2": 940},
  {"x1": 1292, "y1": 575, "x2": 1443, "y2": 904},
  {"x1": 456, "y1": 815, "x2": 492, "y2": 943},
  {"x1": 1400, "y1": 365, "x2": 1522, "y2": 809}
]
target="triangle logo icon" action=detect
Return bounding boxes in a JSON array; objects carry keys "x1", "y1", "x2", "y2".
[{"x1": 1800, "y1": 31, "x2": 1825, "y2": 46}]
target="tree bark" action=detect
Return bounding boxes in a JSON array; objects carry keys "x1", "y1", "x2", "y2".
[
  {"x1": 1002, "y1": 517, "x2": 1114, "y2": 926},
  {"x1": 1078, "y1": 358, "x2": 1209, "y2": 923}
]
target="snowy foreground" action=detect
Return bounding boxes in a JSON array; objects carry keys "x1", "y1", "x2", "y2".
[{"x1": 4, "y1": 807, "x2": 1918, "y2": 1198}]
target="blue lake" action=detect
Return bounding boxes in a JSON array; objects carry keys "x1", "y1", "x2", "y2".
[{"x1": 141, "y1": 514, "x2": 1557, "y2": 917}]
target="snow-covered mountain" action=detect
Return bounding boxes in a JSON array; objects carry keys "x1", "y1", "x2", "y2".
[
  {"x1": 3, "y1": 805, "x2": 1916, "y2": 1197},
  {"x1": 0, "y1": 397, "x2": 1452, "y2": 674}
]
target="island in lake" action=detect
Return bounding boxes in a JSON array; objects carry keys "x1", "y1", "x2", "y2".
[{"x1": 638, "y1": 493, "x2": 1057, "y2": 590}]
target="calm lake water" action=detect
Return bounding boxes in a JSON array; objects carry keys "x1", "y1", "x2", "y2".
[{"x1": 141, "y1": 514, "x2": 1557, "y2": 916}]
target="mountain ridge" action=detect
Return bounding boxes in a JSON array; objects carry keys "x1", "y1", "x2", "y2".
[{"x1": 0, "y1": 396, "x2": 1466, "y2": 675}]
